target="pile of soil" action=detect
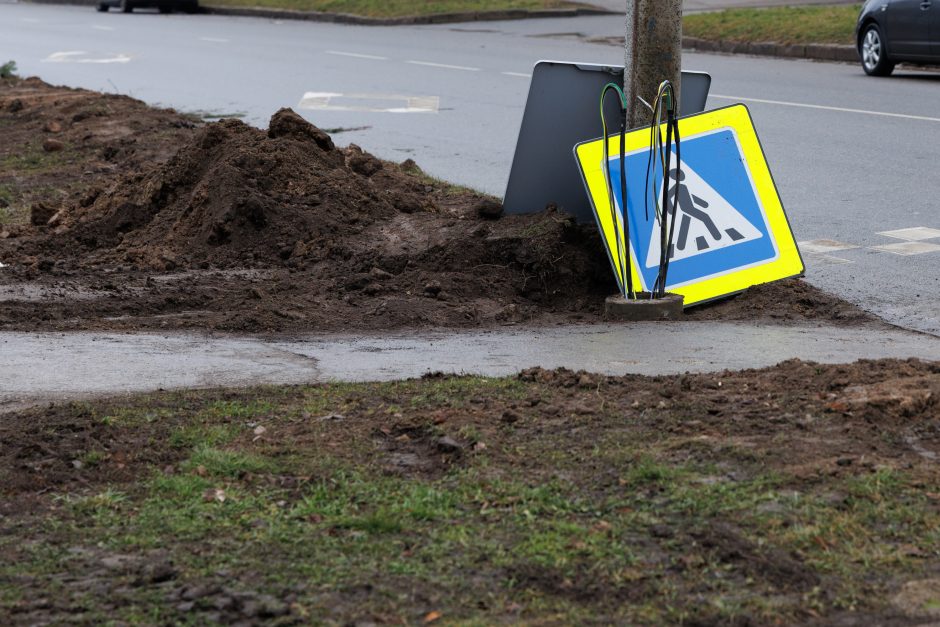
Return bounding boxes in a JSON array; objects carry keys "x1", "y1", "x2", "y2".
[
  {"x1": 0, "y1": 76, "x2": 197, "y2": 228},
  {"x1": 0, "y1": 77, "x2": 880, "y2": 333}
]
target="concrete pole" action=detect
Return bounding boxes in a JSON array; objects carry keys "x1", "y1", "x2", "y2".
[{"x1": 624, "y1": 0, "x2": 683, "y2": 128}]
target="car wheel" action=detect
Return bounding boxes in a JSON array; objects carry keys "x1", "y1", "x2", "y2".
[
  {"x1": 860, "y1": 23, "x2": 895, "y2": 76},
  {"x1": 120, "y1": 0, "x2": 133, "y2": 12},
  {"x1": 184, "y1": 0, "x2": 198, "y2": 13},
  {"x1": 96, "y1": 2, "x2": 109, "y2": 11}
]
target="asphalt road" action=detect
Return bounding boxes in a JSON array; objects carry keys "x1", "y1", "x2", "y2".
[{"x1": 2, "y1": 3, "x2": 940, "y2": 336}]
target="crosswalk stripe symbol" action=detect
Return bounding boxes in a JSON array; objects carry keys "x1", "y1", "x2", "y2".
[{"x1": 645, "y1": 161, "x2": 763, "y2": 269}]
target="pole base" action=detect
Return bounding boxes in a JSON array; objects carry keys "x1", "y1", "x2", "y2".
[{"x1": 604, "y1": 292, "x2": 684, "y2": 321}]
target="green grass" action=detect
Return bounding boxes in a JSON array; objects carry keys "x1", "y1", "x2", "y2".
[
  {"x1": 203, "y1": 0, "x2": 586, "y2": 16},
  {"x1": 3, "y1": 373, "x2": 939, "y2": 623},
  {"x1": 684, "y1": 4, "x2": 862, "y2": 46}
]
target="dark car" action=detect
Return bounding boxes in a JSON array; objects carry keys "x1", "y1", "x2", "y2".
[
  {"x1": 856, "y1": 0, "x2": 940, "y2": 75},
  {"x1": 97, "y1": 0, "x2": 198, "y2": 13}
]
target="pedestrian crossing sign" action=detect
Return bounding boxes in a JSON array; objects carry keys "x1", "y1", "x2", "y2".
[{"x1": 574, "y1": 104, "x2": 804, "y2": 306}]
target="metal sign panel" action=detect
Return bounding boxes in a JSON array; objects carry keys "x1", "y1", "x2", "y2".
[
  {"x1": 503, "y1": 61, "x2": 711, "y2": 224},
  {"x1": 574, "y1": 104, "x2": 804, "y2": 306}
]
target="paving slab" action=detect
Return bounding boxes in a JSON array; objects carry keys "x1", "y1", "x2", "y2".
[{"x1": 2, "y1": 322, "x2": 938, "y2": 411}]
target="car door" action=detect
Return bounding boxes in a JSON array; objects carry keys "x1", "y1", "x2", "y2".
[
  {"x1": 885, "y1": 0, "x2": 932, "y2": 59},
  {"x1": 931, "y1": 0, "x2": 940, "y2": 58}
]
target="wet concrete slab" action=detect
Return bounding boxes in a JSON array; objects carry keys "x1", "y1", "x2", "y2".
[{"x1": 2, "y1": 322, "x2": 938, "y2": 411}]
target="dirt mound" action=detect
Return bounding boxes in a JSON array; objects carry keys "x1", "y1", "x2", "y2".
[
  {"x1": 0, "y1": 79, "x2": 882, "y2": 332},
  {"x1": 45, "y1": 109, "x2": 449, "y2": 271},
  {"x1": 0, "y1": 76, "x2": 197, "y2": 229}
]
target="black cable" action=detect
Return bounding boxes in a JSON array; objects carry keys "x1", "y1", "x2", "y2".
[
  {"x1": 661, "y1": 118, "x2": 681, "y2": 297},
  {"x1": 619, "y1": 109, "x2": 633, "y2": 299}
]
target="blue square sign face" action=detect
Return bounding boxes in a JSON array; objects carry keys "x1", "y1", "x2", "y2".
[{"x1": 607, "y1": 127, "x2": 779, "y2": 291}]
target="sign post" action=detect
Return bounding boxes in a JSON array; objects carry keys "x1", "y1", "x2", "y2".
[{"x1": 624, "y1": 0, "x2": 683, "y2": 127}]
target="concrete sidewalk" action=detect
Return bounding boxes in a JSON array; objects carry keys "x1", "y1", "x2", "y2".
[{"x1": 3, "y1": 322, "x2": 937, "y2": 411}]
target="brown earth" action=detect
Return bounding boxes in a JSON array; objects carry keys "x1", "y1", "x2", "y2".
[{"x1": 0, "y1": 77, "x2": 880, "y2": 333}]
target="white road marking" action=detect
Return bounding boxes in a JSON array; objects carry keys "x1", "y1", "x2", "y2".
[
  {"x1": 877, "y1": 227, "x2": 940, "y2": 241},
  {"x1": 325, "y1": 50, "x2": 387, "y2": 60},
  {"x1": 407, "y1": 60, "x2": 480, "y2": 72},
  {"x1": 798, "y1": 239, "x2": 859, "y2": 254},
  {"x1": 808, "y1": 253, "x2": 854, "y2": 266},
  {"x1": 43, "y1": 51, "x2": 132, "y2": 64},
  {"x1": 298, "y1": 92, "x2": 439, "y2": 114},
  {"x1": 199, "y1": 37, "x2": 230, "y2": 43},
  {"x1": 870, "y1": 241, "x2": 940, "y2": 256},
  {"x1": 502, "y1": 71, "x2": 532, "y2": 78},
  {"x1": 710, "y1": 94, "x2": 940, "y2": 123}
]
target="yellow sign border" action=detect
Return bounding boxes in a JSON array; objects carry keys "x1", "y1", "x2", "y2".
[{"x1": 574, "y1": 103, "x2": 804, "y2": 306}]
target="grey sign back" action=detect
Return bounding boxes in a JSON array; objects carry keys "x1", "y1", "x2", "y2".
[{"x1": 503, "y1": 61, "x2": 711, "y2": 224}]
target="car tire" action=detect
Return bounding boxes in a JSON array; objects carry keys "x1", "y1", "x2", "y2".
[
  {"x1": 184, "y1": 0, "x2": 198, "y2": 13},
  {"x1": 120, "y1": 0, "x2": 133, "y2": 12},
  {"x1": 96, "y1": 2, "x2": 109, "y2": 11},
  {"x1": 860, "y1": 23, "x2": 895, "y2": 76}
]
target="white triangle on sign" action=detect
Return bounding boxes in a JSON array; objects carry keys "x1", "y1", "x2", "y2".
[{"x1": 645, "y1": 161, "x2": 763, "y2": 269}]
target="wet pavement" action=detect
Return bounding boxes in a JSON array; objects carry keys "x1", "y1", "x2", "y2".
[{"x1": 3, "y1": 322, "x2": 938, "y2": 411}]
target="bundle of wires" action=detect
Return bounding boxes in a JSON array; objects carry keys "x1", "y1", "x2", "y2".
[
  {"x1": 599, "y1": 82, "x2": 632, "y2": 299},
  {"x1": 644, "y1": 81, "x2": 682, "y2": 299}
]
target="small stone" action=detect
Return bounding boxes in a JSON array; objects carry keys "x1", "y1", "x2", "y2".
[
  {"x1": 436, "y1": 436, "x2": 463, "y2": 454},
  {"x1": 423, "y1": 281, "x2": 442, "y2": 296},
  {"x1": 30, "y1": 202, "x2": 57, "y2": 226},
  {"x1": 650, "y1": 524, "x2": 674, "y2": 539},
  {"x1": 43, "y1": 120, "x2": 63, "y2": 133},
  {"x1": 45, "y1": 210, "x2": 64, "y2": 228},
  {"x1": 71, "y1": 459, "x2": 83, "y2": 470},
  {"x1": 42, "y1": 138, "x2": 65, "y2": 152},
  {"x1": 475, "y1": 198, "x2": 503, "y2": 220},
  {"x1": 501, "y1": 409, "x2": 521, "y2": 424},
  {"x1": 370, "y1": 267, "x2": 392, "y2": 280}
]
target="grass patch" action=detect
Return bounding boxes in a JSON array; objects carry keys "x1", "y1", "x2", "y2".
[
  {"x1": 3, "y1": 364, "x2": 940, "y2": 623},
  {"x1": 683, "y1": 4, "x2": 862, "y2": 46},
  {"x1": 202, "y1": 0, "x2": 588, "y2": 16}
]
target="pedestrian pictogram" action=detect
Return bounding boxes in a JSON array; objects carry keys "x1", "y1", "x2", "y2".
[
  {"x1": 574, "y1": 104, "x2": 804, "y2": 306},
  {"x1": 645, "y1": 164, "x2": 763, "y2": 268}
]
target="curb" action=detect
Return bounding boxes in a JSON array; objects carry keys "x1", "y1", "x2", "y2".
[
  {"x1": 202, "y1": 4, "x2": 616, "y2": 25},
  {"x1": 23, "y1": 0, "x2": 617, "y2": 24},
  {"x1": 683, "y1": 36, "x2": 858, "y2": 63}
]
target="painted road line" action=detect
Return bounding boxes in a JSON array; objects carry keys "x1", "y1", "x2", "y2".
[
  {"x1": 43, "y1": 51, "x2": 132, "y2": 64},
  {"x1": 407, "y1": 60, "x2": 480, "y2": 72},
  {"x1": 502, "y1": 72, "x2": 532, "y2": 78},
  {"x1": 798, "y1": 239, "x2": 860, "y2": 254},
  {"x1": 325, "y1": 51, "x2": 387, "y2": 60},
  {"x1": 199, "y1": 37, "x2": 230, "y2": 43},
  {"x1": 710, "y1": 94, "x2": 940, "y2": 124},
  {"x1": 870, "y1": 241, "x2": 940, "y2": 256},
  {"x1": 298, "y1": 92, "x2": 440, "y2": 114},
  {"x1": 877, "y1": 227, "x2": 940, "y2": 241},
  {"x1": 807, "y1": 253, "x2": 854, "y2": 266}
]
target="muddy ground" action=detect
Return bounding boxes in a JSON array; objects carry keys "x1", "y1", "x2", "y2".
[
  {"x1": 0, "y1": 76, "x2": 879, "y2": 333},
  {"x1": 1, "y1": 358, "x2": 939, "y2": 624}
]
